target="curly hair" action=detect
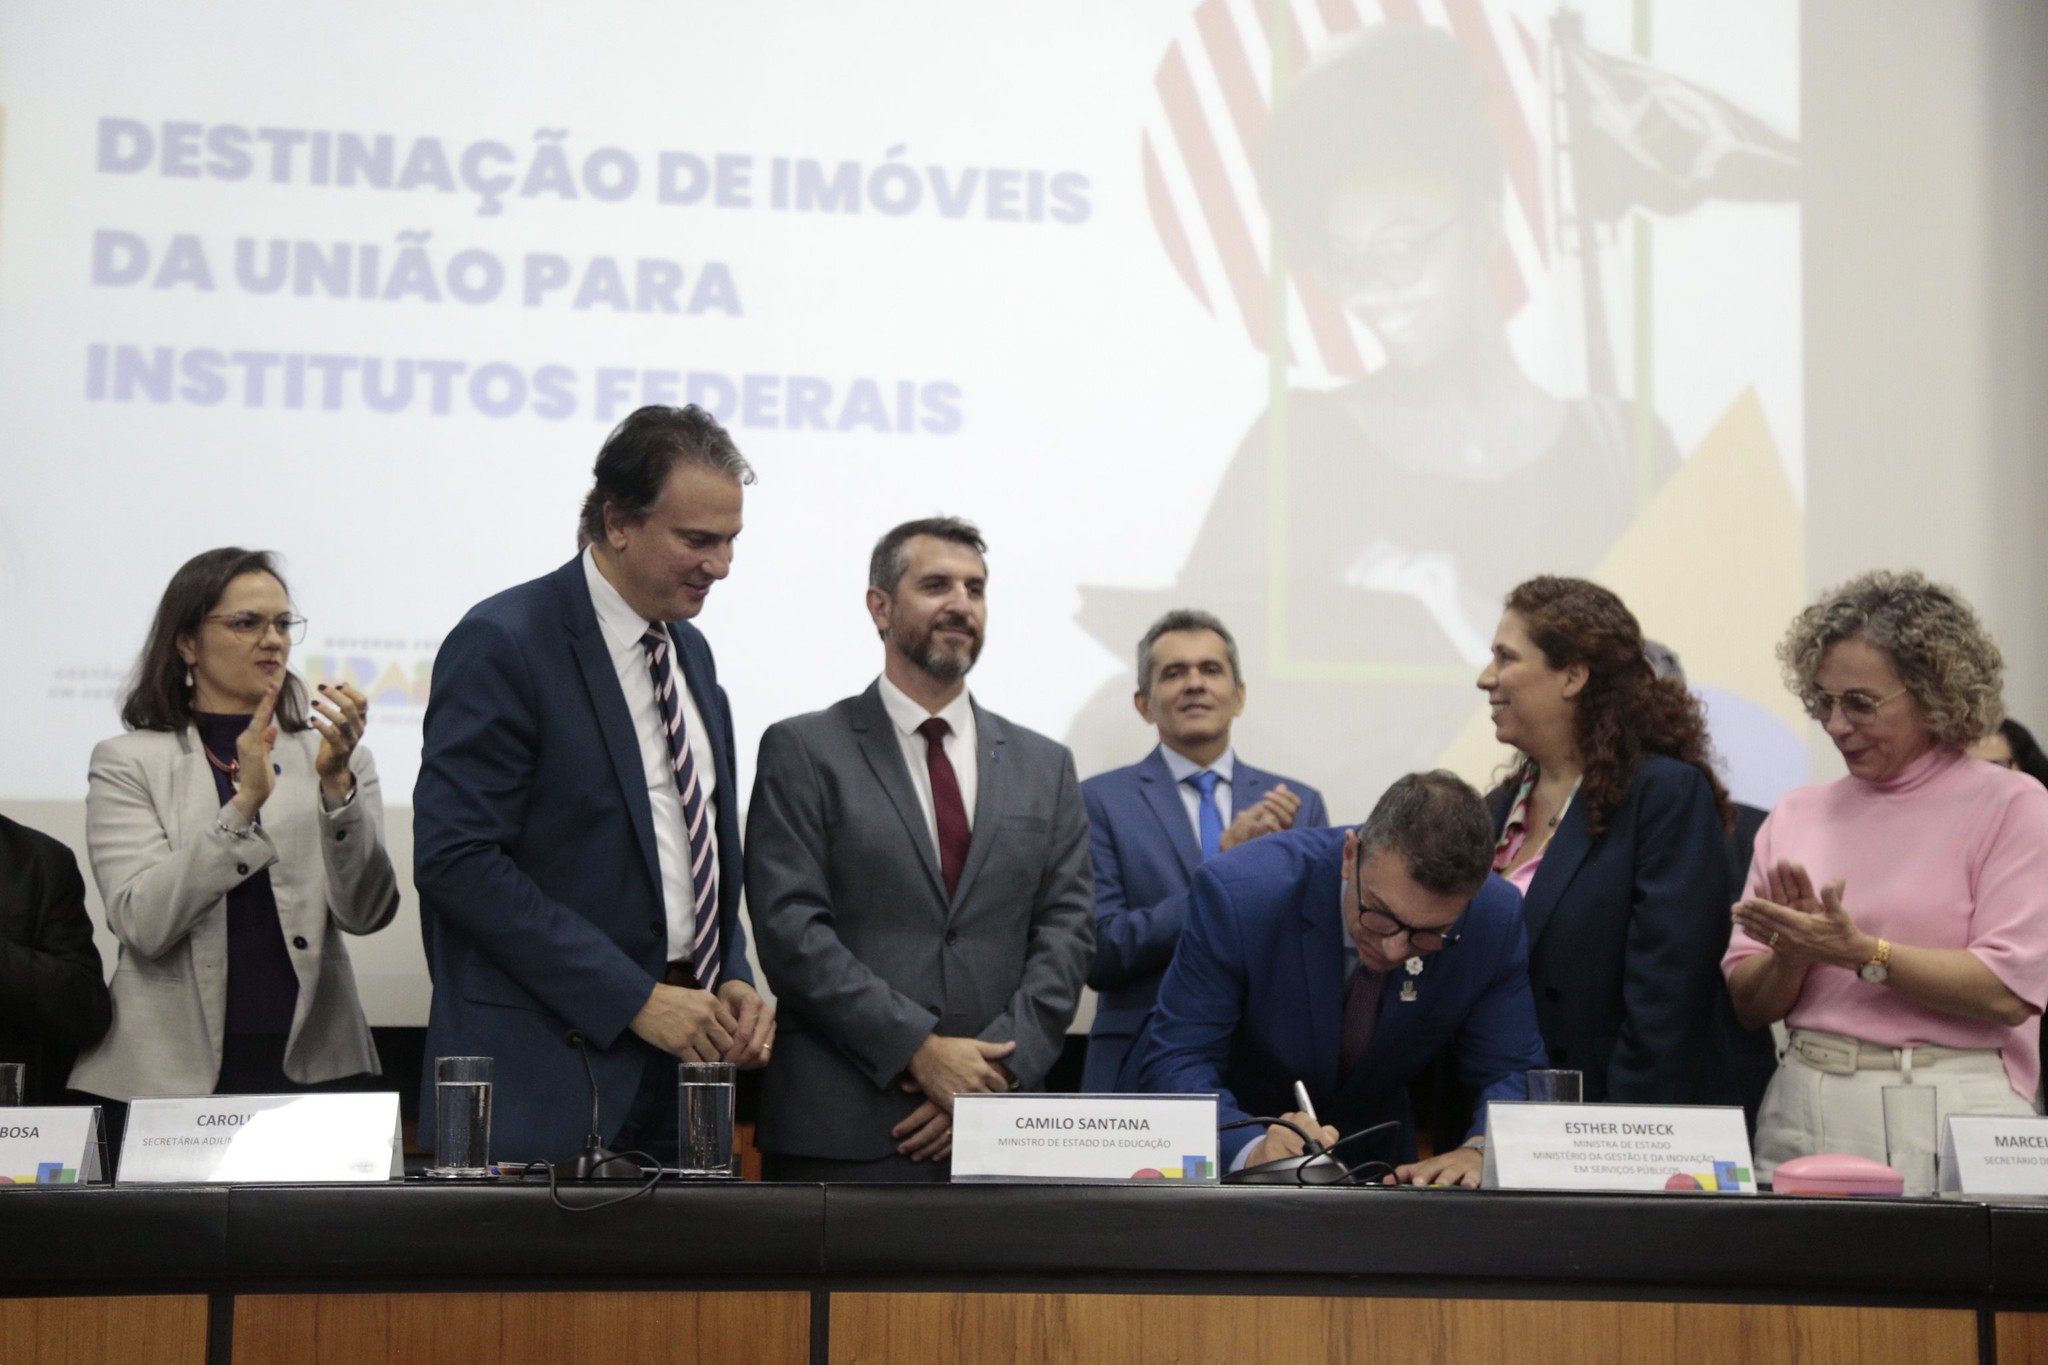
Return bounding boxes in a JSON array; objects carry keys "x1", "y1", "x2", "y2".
[
  {"x1": 1503, "y1": 577, "x2": 1730, "y2": 837},
  {"x1": 1778, "y1": 570, "x2": 2004, "y2": 748}
]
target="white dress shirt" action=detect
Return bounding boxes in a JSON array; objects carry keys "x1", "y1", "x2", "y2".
[
  {"x1": 877, "y1": 674, "x2": 978, "y2": 858},
  {"x1": 583, "y1": 547, "x2": 718, "y2": 964},
  {"x1": 1158, "y1": 744, "x2": 1236, "y2": 840}
]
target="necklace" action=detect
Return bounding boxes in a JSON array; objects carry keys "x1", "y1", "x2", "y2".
[{"x1": 202, "y1": 742, "x2": 240, "y2": 788}]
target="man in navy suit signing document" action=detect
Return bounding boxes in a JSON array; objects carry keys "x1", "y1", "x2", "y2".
[
  {"x1": 1132, "y1": 770, "x2": 1547, "y2": 1186},
  {"x1": 1081, "y1": 609, "x2": 1326, "y2": 1092}
]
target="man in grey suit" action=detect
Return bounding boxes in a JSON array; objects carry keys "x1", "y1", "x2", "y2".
[{"x1": 746, "y1": 516, "x2": 1095, "y2": 1181}]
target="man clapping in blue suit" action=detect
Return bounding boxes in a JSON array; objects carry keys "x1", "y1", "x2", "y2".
[
  {"x1": 1130, "y1": 771, "x2": 1548, "y2": 1186},
  {"x1": 1081, "y1": 611, "x2": 1326, "y2": 1092}
]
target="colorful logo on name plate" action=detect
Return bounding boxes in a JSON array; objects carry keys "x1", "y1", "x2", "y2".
[
  {"x1": 1132, "y1": 1156, "x2": 1215, "y2": 1181},
  {"x1": 1663, "y1": 1160, "x2": 1753, "y2": 1192},
  {"x1": 0, "y1": 1163, "x2": 80, "y2": 1184}
]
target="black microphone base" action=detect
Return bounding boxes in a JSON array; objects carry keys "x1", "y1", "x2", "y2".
[
  {"x1": 1221, "y1": 1152, "x2": 1354, "y2": 1186},
  {"x1": 552, "y1": 1142, "x2": 644, "y2": 1181}
]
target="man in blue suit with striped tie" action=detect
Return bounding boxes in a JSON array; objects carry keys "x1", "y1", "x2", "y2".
[
  {"x1": 1080, "y1": 610, "x2": 1326, "y2": 1092},
  {"x1": 415, "y1": 406, "x2": 772, "y2": 1164}
]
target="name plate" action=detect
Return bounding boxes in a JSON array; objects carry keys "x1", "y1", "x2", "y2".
[
  {"x1": 119, "y1": 1093, "x2": 402, "y2": 1185},
  {"x1": 0, "y1": 1107, "x2": 104, "y2": 1185},
  {"x1": 1939, "y1": 1115, "x2": 2048, "y2": 1195},
  {"x1": 1482, "y1": 1102, "x2": 1757, "y2": 1194},
  {"x1": 952, "y1": 1093, "x2": 1218, "y2": 1183}
]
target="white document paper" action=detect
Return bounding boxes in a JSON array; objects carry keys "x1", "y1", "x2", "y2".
[
  {"x1": 1939, "y1": 1115, "x2": 2048, "y2": 1195},
  {"x1": 1482, "y1": 1102, "x2": 1757, "y2": 1194},
  {"x1": 119, "y1": 1092, "x2": 402, "y2": 1185},
  {"x1": 951, "y1": 1093, "x2": 1218, "y2": 1183},
  {"x1": 0, "y1": 1107, "x2": 104, "y2": 1184}
]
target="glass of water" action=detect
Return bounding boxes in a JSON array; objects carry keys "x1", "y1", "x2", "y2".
[
  {"x1": 1883, "y1": 1083, "x2": 1940, "y2": 1197},
  {"x1": 0, "y1": 1062, "x2": 24, "y2": 1107},
  {"x1": 1526, "y1": 1069, "x2": 1584, "y2": 1104},
  {"x1": 430, "y1": 1055, "x2": 493, "y2": 1178},
  {"x1": 677, "y1": 1061, "x2": 736, "y2": 1177}
]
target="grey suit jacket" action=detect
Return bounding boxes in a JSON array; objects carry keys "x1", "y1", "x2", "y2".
[
  {"x1": 69, "y1": 726, "x2": 400, "y2": 1100},
  {"x1": 746, "y1": 683, "x2": 1095, "y2": 1160}
]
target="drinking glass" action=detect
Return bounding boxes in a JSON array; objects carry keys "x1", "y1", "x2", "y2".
[
  {"x1": 1883, "y1": 1083, "x2": 1939, "y2": 1197},
  {"x1": 1526, "y1": 1069, "x2": 1584, "y2": 1104},
  {"x1": 677, "y1": 1061, "x2": 736, "y2": 1177},
  {"x1": 0, "y1": 1063, "x2": 24, "y2": 1107},
  {"x1": 430, "y1": 1056, "x2": 493, "y2": 1178}
]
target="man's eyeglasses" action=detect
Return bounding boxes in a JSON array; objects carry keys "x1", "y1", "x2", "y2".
[
  {"x1": 204, "y1": 612, "x2": 308, "y2": 644},
  {"x1": 1354, "y1": 894, "x2": 1463, "y2": 955},
  {"x1": 1800, "y1": 685, "x2": 1909, "y2": 725}
]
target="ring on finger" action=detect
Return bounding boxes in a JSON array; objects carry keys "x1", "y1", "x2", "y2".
[{"x1": 1767, "y1": 931, "x2": 1781, "y2": 948}]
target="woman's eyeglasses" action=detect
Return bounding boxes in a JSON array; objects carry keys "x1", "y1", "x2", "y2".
[
  {"x1": 204, "y1": 612, "x2": 308, "y2": 644},
  {"x1": 1800, "y1": 686, "x2": 1908, "y2": 725}
]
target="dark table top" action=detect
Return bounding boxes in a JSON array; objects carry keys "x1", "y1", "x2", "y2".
[{"x1": 5, "y1": 1181, "x2": 2045, "y2": 1303}]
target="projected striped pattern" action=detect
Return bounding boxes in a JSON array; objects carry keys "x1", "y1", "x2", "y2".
[{"x1": 1141, "y1": 0, "x2": 1554, "y2": 380}]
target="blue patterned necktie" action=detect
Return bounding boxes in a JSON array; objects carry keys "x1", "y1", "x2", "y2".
[
  {"x1": 639, "y1": 626, "x2": 720, "y2": 991},
  {"x1": 1186, "y1": 770, "x2": 1224, "y2": 861}
]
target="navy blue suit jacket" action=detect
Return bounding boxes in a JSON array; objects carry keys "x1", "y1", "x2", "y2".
[
  {"x1": 1129, "y1": 825, "x2": 1547, "y2": 1168},
  {"x1": 414, "y1": 556, "x2": 753, "y2": 1162},
  {"x1": 1080, "y1": 747, "x2": 1325, "y2": 1091},
  {"x1": 1493, "y1": 755, "x2": 1740, "y2": 1106}
]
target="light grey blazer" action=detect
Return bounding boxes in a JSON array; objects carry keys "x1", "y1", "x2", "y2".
[
  {"x1": 746, "y1": 684, "x2": 1095, "y2": 1161},
  {"x1": 68, "y1": 725, "x2": 400, "y2": 1101}
]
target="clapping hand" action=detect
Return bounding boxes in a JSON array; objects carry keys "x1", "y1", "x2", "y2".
[
  {"x1": 229, "y1": 682, "x2": 282, "y2": 820},
  {"x1": 1732, "y1": 860, "x2": 1865, "y2": 970},
  {"x1": 310, "y1": 681, "x2": 369, "y2": 803}
]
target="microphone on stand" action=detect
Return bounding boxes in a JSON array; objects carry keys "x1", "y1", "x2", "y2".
[{"x1": 553, "y1": 1031, "x2": 643, "y2": 1181}]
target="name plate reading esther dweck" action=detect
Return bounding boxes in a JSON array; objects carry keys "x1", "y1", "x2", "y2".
[
  {"x1": 1483, "y1": 1102, "x2": 1757, "y2": 1194},
  {"x1": 119, "y1": 1093, "x2": 402, "y2": 1185},
  {"x1": 951, "y1": 1093, "x2": 1219, "y2": 1183},
  {"x1": 1940, "y1": 1115, "x2": 2048, "y2": 1195},
  {"x1": 0, "y1": 1107, "x2": 104, "y2": 1185}
]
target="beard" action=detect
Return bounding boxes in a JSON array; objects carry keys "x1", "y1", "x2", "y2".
[{"x1": 900, "y1": 614, "x2": 983, "y2": 681}]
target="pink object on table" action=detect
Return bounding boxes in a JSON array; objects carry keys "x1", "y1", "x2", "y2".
[{"x1": 1770, "y1": 1153, "x2": 1905, "y2": 1197}]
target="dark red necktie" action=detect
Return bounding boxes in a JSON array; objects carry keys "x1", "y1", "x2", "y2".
[
  {"x1": 1340, "y1": 968, "x2": 1384, "y2": 1075},
  {"x1": 917, "y1": 717, "x2": 971, "y2": 897}
]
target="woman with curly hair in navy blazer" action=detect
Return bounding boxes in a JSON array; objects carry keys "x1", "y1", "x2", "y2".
[{"x1": 1477, "y1": 576, "x2": 1756, "y2": 1107}]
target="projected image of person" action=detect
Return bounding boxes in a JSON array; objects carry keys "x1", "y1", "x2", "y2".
[
  {"x1": 1211, "y1": 25, "x2": 1674, "y2": 666},
  {"x1": 70, "y1": 548, "x2": 399, "y2": 1126},
  {"x1": 1070, "y1": 23, "x2": 1681, "y2": 817}
]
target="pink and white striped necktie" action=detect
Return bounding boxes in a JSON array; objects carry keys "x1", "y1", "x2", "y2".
[{"x1": 639, "y1": 625, "x2": 720, "y2": 992}]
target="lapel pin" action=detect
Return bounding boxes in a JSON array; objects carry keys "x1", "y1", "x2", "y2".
[
  {"x1": 1404, "y1": 956, "x2": 1424, "y2": 976},
  {"x1": 1400, "y1": 979, "x2": 1418, "y2": 1003}
]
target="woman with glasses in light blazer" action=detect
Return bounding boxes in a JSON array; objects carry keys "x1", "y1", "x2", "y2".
[
  {"x1": 1725, "y1": 571, "x2": 2048, "y2": 1176},
  {"x1": 69, "y1": 548, "x2": 398, "y2": 1129}
]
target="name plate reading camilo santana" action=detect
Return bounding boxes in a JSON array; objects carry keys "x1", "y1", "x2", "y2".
[
  {"x1": 120, "y1": 1093, "x2": 402, "y2": 1185},
  {"x1": 1940, "y1": 1115, "x2": 2048, "y2": 1195},
  {"x1": 0, "y1": 1108, "x2": 105, "y2": 1185},
  {"x1": 951, "y1": 1094, "x2": 1218, "y2": 1184},
  {"x1": 1483, "y1": 1102, "x2": 1757, "y2": 1194}
]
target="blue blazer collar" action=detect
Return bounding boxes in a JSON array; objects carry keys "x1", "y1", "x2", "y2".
[
  {"x1": 551, "y1": 557, "x2": 663, "y2": 897},
  {"x1": 1516, "y1": 799, "x2": 1593, "y2": 951},
  {"x1": 1294, "y1": 850, "x2": 1347, "y2": 1094},
  {"x1": 1137, "y1": 747, "x2": 1203, "y2": 875}
]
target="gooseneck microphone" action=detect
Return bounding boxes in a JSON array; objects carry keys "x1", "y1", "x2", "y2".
[{"x1": 553, "y1": 1031, "x2": 643, "y2": 1181}]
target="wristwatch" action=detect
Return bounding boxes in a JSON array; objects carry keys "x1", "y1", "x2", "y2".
[{"x1": 1858, "y1": 938, "x2": 1893, "y2": 984}]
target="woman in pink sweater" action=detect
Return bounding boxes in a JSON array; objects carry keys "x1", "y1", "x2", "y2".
[{"x1": 1724, "y1": 571, "x2": 2048, "y2": 1175}]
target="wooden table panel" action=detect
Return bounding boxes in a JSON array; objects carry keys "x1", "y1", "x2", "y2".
[
  {"x1": 0, "y1": 1295, "x2": 207, "y2": 1365},
  {"x1": 232, "y1": 1291, "x2": 807, "y2": 1365},
  {"x1": 829, "y1": 1293, "x2": 1980, "y2": 1365},
  {"x1": 1999, "y1": 1314, "x2": 2048, "y2": 1365}
]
